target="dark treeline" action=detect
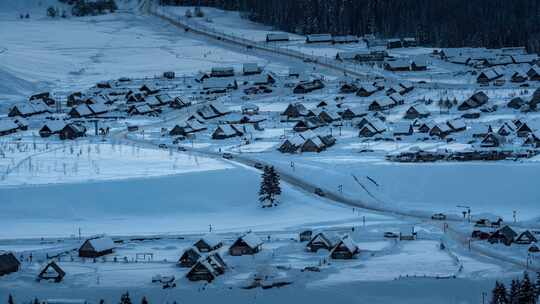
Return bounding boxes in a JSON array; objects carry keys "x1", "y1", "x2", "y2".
[{"x1": 159, "y1": 0, "x2": 540, "y2": 53}]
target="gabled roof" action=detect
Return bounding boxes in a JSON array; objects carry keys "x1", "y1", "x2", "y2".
[
  {"x1": 331, "y1": 235, "x2": 358, "y2": 254},
  {"x1": 71, "y1": 104, "x2": 93, "y2": 116},
  {"x1": 243, "y1": 63, "x2": 260, "y2": 73},
  {"x1": 41, "y1": 120, "x2": 66, "y2": 133},
  {"x1": 238, "y1": 232, "x2": 263, "y2": 249},
  {"x1": 88, "y1": 103, "x2": 108, "y2": 114},
  {"x1": 199, "y1": 234, "x2": 222, "y2": 248},
  {"x1": 447, "y1": 118, "x2": 466, "y2": 131},
  {"x1": 83, "y1": 237, "x2": 115, "y2": 252}
]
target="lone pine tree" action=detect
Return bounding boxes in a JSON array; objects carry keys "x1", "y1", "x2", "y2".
[{"x1": 259, "y1": 166, "x2": 281, "y2": 207}]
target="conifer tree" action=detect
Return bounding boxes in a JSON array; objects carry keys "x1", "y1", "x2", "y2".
[
  {"x1": 8, "y1": 294, "x2": 14, "y2": 304},
  {"x1": 520, "y1": 272, "x2": 536, "y2": 304},
  {"x1": 258, "y1": 166, "x2": 281, "y2": 207},
  {"x1": 120, "y1": 292, "x2": 132, "y2": 304},
  {"x1": 490, "y1": 281, "x2": 508, "y2": 304},
  {"x1": 510, "y1": 279, "x2": 521, "y2": 304}
]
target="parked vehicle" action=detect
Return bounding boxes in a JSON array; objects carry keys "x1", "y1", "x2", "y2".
[
  {"x1": 254, "y1": 162, "x2": 264, "y2": 169},
  {"x1": 222, "y1": 153, "x2": 233, "y2": 159},
  {"x1": 431, "y1": 213, "x2": 447, "y2": 220},
  {"x1": 314, "y1": 188, "x2": 325, "y2": 197},
  {"x1": 384, "y1": 232, "x2": 398, "y2": 238},
  {"x1": 158, "y1": 144, "x2": 168, "y2": 149}
]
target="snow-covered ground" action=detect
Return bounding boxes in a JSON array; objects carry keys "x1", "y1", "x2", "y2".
[{"x1": 0, "y1": 1, "x2": 539, "y2": 303}]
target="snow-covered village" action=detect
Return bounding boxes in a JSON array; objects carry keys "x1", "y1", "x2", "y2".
[{"x1": 1, "y1": 0, "x2": 540, "y2": 303}]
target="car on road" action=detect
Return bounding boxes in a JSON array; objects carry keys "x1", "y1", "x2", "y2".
[
  {"x1": 384, "y1": 232, "x2": 398, "y2": 239},
  {"x1": 314, "y1": 188, "x2": 325, "y2": 197},
  {"x1": 222, "y1": 153, "x2": 233, "y2": 159},
  {"x1": 158, "y1": 144, "x2": 168, "y2": 149},
  {"x1": 431, "y1": 213, "x2": 447, "y2": 220},
  {"x1": 177, "y1": 146, "x2": 187, "y2": 152},
  {"x1": 254, "y1": 162, "x2": 264, "y2": 169}
]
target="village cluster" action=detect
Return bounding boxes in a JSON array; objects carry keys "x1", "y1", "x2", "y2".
[
  {"x1": 0, "y1": 227, "x2": 387, "y2": 288},
  {"x1": 1, "y1": 46, "x2": 540, "y2": 163},
  {"x1": 2, "y1": 4, "x2": 540, "y2": 301}
]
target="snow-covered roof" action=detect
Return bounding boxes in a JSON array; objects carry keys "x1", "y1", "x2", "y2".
[
  {"x1": 88, "y1": 103, "x2": 108, "y2": 114},
  {"x1": 240, "y1": 232, "x2": 262, "y2": 249},
  {"x1": 187, "y1": 120, "x2": 206, "y2": 131},
  {"x1": 306, "y1": 34, "x2": 332, "y2": 42},
  {"x1": 200, "y1": 234, "x2": 222, "y2": 248},
  {"x1": 72, "y1": 104, "x2": 93, "y2": 116},
  {"x1": 243, "y1": 63, "x2": 260, "y2": 74},
  {"x1": 41, "y1": 120, "x2": 65, "y2": 133},
  {"x1": 266, "y1": 33, "x2": 289, "y2": 41},
  {"x1": 386, "y1": 59, "x2": 410, "y2": 69},
  {"x1": 447, "y1": 118, "x2": 466, "y2": 130},
  {"x1": 215, "y1": 124, "x2": 238, "y2": 136},
  {"x1": 338, "y1": 235, "x2": 357, "y2": 253},
  {"x1": 202, "y1": 78, "x2": 236, "y2": 90},
  {"x1": 393, "y1": 122, "x2": 413, "y2": 133},
  {"x1": 86, "y1": 237, "x2": 115, "y2": 252},
  {"x1": 0, "y1": 119, "x2": 19, "y2": 132}
]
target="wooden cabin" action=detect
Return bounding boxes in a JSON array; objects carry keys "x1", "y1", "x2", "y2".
[
  {"x1": 229, "y1": 232, "x2": 263, "y2": 256},
  {"x1": 293, "y1": 80, "x2": 325, "y2": 94},
  {"x1": 0, "y1": 253, "x2": 20, "y2": 276},
  {"x1": 266, "y1": 33, "x2": 289, "y2": 42},
  {"x1": 194, "y1": 234, "x2": 223, "y2": 253},
  {"x1": 186, "y1": 260, "x2": 219, "y2": 282},
  {"x1": 330, "y1": 235, "x2": 359, "y2": 259},
  {"x1": 488, "y1": 226, "x2": 517, "y2": 246},
  {"x1": 404, "y1": 105, "x2": 429, "y2": 119},
  {"x1": 39, "y1": 121, "x2": 66, "y2": 138},
  {"x1": 78, "y1": 237, "x2": 115, "y2": 258},
  {"x1": 178, "y1": 247, "x2": 202, "y2": 268},
  {"x1": 59, "y1": 124, "x2": 86, "y2": 140},
  {"x1": 306, "y1": 232, "x2": 339, "y2": 252},
  {"x1": 458, "y1": 91, "x2": 489, "y2": 111}
]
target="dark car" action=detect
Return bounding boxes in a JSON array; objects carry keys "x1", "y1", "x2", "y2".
[
  {"x1": 222, "y1": 153, "x2": 233, "y2": 159},
  {"x1": 431, "y1": 213, "x2": 447, "y2": 220},
  {"x1": 314, "y1": 188, "x2": 325, "y2": 197},
  {"x1": 384, "y1": 232, "x2": 398, "y2": 239},
  {"x1": 254, "y1": 162, "x2": 264, "y2": 169}
]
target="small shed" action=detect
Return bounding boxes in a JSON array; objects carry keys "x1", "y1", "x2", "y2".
[
  {"x1": 78, "y1": 237, "x2": 115, "y2": 258},
  {"x1": 229, "y1": 232, "x2": 263, "y2": 256},
  {"x1": 488, "y1": 226, "x2": 517, "y2": 246},
  {"x1": 306, "y1": 34, "x2": 332, "y2": 43},
  {"x1": 266, "y1": 33, "x2": 289, "y2": 42},
  {"x1": 38, "y1": 261, "x2": 65, "y2": 283},
  {"x1": 178, "y1": 247, "x2": 202, "y2": 268},
  {"x1": 306, "y1": 232, "x2": 339, "y2": 252},
  {"x1": 39, "y1": 121, "x2": 66, "y2": 138},
  {"x1": 186, "y1": 260, "x2": 219, "y2": 282},
  {"x1": 293, "y1": 80, "x2": 325, "y2": 94},
  {"x1": 330, "y1": 235, "x2": 359, "y2": 259},
  {"x1": 515, "y1": 231, "x2": 538, "y2": 245},
  {"x1": 59, "y1": 124, "x2": 86, "y2": 140},
  {"x1": 404, "y1": 105, "x2": 429, "y2": 119},
  {"x1": 210, "y1": 67, "x2": 235, "y2": 78},
  {"x1": 194, "y1": 234, "x2": 223, "y2": 253},
  {"x1": 243, "y1": 63, "x2": 262, "y2": 75},
  {"x1": 0, "y1": 253, "x2": 20, "y2": 276}
]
